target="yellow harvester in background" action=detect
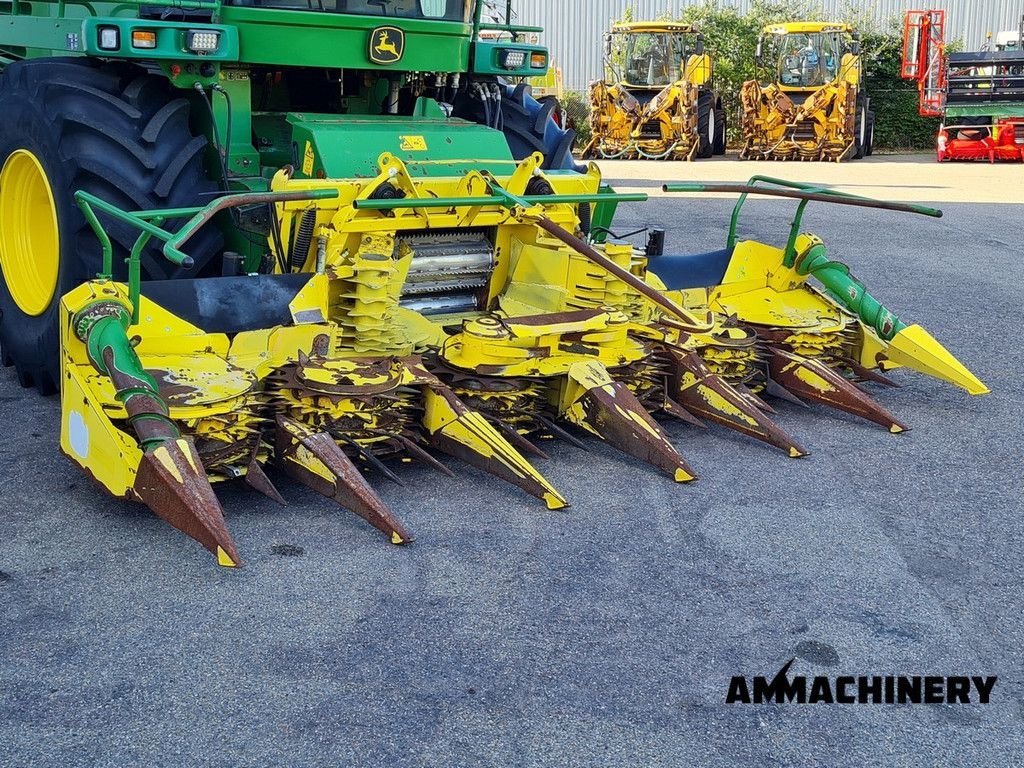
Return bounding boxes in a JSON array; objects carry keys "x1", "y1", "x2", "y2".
[
  {"x1": 585, "y1": 22, "x2": 726, "y2": 160},
  {"x1": 740, "y1": 22, "x2": 874, "y2": 161}
]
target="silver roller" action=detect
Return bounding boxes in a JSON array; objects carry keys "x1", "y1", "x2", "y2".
[{"x1": 397, "y1": 231, "x2": 495, "y2": 315}]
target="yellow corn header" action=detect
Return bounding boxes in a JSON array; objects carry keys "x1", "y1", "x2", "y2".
[{"x1": 57, "y1": 155, "x2": 987, "y2": 565}]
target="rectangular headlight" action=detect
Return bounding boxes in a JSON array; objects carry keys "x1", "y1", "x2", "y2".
[
  {"x1": 186, "y1": 30, "x2": 220, "y2": 53},
  {"x1": 501, "y1": 49, "x2": 527, "y2": 70},
  {"x1": 530, "y1": 52, "x2": 547, "y2": 69},
  {"x1": 98, "y1": 26, "x2": 120, "y2": 51}
]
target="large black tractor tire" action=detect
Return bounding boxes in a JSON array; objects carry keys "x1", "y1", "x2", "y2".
[
  {"x1": 696, "y1": 91, "x2": 715, "y2": 159},
  {"x1": 500, "y1": 83, "x2": 584, "y2": 172},
  {"x1": 713, "y1": 101, "x2": 727, "y2": 156},
  {"x1": 853, "y1": 95, "x2": 869, "y2": 160},
  {"x1": 456, "y1": 82, "x2": 584, "y2": 172},
  {"x1": 0, "y1": 58, "x2": 221, "y2": 394},
  {"x1": 865, "y1": 110, "x2": 876, "y2": 156}
]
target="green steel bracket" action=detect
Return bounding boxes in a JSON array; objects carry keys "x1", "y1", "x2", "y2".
[
  {"x1": 589, "y1": 185, "x2": 621, "y2": 245},
  {"x1": 663, "y1": 177, "x2": 942, "y2": 266},
  {"x1": 74, "y1": 188, "x2": 339, "y2": 323}
]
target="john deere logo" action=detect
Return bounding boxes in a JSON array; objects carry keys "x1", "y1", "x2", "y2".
[{"x1": 369, "y1": 26, "x2": 404, "y2": 65}]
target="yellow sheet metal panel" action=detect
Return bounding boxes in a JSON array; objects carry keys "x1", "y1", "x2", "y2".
[{"x1": 60, "y1": 364, "x2": 143, "y2": 498}]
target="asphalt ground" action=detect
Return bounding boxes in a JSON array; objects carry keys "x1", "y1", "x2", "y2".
[{"x1": 2, "y1": 156, "x2": 1023, "y2": 766}]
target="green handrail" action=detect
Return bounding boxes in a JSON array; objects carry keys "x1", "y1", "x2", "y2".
[
  {"x1": 663, "y1": 177, "x2": 942, "y2": 266},
  {"x1": 73, "y1": 184, "x2": 641, "y2": 327},
  {"x1": 74, "y1": 188, "x2": 339, "y2": 322}
]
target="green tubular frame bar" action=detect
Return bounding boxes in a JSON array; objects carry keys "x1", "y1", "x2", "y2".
[
  {"x1": 354, "y1": 191, "x2": 648, "y2": 211},
  {"x1": 662, "y1": 176, "x2": 939, "y2": 340},
  {"x1": 72, "y1": 184, "x2": 643, "y2": 325},
  {"x1": 74, "y1": 188, "x2": 339, "y2": 323},
  {"x1": 663, "y1": 176, "x2": 941, "y2": 266}
]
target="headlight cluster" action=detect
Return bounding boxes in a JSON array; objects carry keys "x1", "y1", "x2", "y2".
[{"x1": 500, "y1": 49, "x2": 548, "y2": 71}]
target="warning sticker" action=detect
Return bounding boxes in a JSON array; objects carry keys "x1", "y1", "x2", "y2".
[
  {"x1": 399, "y1": 135, "x2": 428, "y2": 151},
  {"x1": 302, "y1": 141, "x2": 315, "y2": 176}
]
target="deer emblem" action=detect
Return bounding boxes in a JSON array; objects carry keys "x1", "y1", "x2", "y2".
[{"x1": 370, "y1": 28, "x2": 404, "y2": 63}]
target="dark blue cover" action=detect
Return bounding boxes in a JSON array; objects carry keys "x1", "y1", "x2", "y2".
[{"x1": 647, "y1": 248, "x2": 734, "y2": 290}]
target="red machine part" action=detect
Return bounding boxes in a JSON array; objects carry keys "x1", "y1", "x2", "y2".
[
  {"x1": 902, "y1": 9, "x2": 947, "y2": 117},
  {"x1": 938, "y1": 118, "x2": 1024, "y2": 162}
]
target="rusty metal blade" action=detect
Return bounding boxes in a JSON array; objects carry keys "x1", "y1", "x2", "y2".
[
  {"x1": 245, "y1": 441, "x2": 287, "y2": 505},
  {"x1": 564, "y1": 367, "x2": 697, "y2": 482},
  {"x1": 392, "y1": 435, "x2": 457, "y2": 478},
  {"x1": 527, "y1": 411, "x2": 589, "y2": 450},
  {"x1": 836, "y1": 356, "x2": 902, "y2": 388},
  {"x1": 765, "y1": 376, "x2": 809, "y2": 407},
  {"x1": 488, "y1": 418, "x2": 551, "y2": 460},
  {"x1": 769, "y1": 348, "x2": 909, "y2": 433},
  {"x1": 245, "y1": 460, "x2": 287, "y2": 506},
  {"x1": 336, "y1": 434, "x2": 406, "y2": 487},
  {"x1": 275, "y1": 416, "x2": 412, "y2": 544},
  {"x1": 667, "y1": 349, "x2": 807, "y2": 458},
  {"x1": 132, "y1": 437, "x2": 241, "y2": 567},
  {"x1": 663, "y1": 397, "x2": 707, "y2": 429},
  {"x1": 737, "y1": 385, "x2": 777, "y2": 414}
]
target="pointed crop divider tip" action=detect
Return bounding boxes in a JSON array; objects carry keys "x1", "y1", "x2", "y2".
[
  {"x1": 132, "y1": 437, "x2": 242, "y2": 567},
  {"x1": 666, "y1": 348, "x2": 807, "y2": 458},
  {"x1": 768, "y1": 347, "x2": 909, "y2": 433},
  {"x1": 563, "y1": 362, "x2": 696, "y2": 483},
  {"x1": 274, "y1": 416, "x2": 412, "y2": 545}
]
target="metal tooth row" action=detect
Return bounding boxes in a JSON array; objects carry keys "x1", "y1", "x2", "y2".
[
  {"x1": 563, "y1": 243, "x2": 638, "y2": 314},
  {"x1": 263, "y1": 357, "x2": 423, "y2": 462},
  {"x1": 617, "y1": 352, "x2": 674, "y2": 412},
  {"x1": 143, "y1": 331, "x2": 917, "y2": 568},
  {"x1": 627, "y1": 314, "x2": 916, "y2": 455},
  {"x1": 331, "y1": 241, "x2": 410, "y2": 356},
  {"x1": 722, "y1": 318, "x2": 911, "y2": 435},
  {"x1": 396, "y1": 232, "x2": 494, "y2": 307},
  {"x1": 188, "y1": 408, "x2": 273, "y2": 481},
  {"x1": 127, "y1": 309, "x2": 919, "y2": 568},
  {"x1": 443, "y1": 373, "x2": 549, "y2": 436}
]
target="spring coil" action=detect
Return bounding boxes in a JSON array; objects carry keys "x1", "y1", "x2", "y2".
[{"x1": 289, "y1": 208, "x2": 317, "y2": 272}]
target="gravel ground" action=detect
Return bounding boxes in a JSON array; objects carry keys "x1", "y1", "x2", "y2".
[{"x1": 1, "y1": 180, "x2": 1022, "y2": 766}]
